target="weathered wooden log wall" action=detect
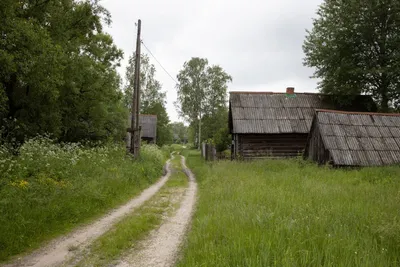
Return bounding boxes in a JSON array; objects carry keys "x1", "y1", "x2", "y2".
[
  {"x1": 238, "y1": 133, "x2": 308, "y2": 159},
  {"x1": 306, "y1": 123, "x2": 330, "y2": 164}
]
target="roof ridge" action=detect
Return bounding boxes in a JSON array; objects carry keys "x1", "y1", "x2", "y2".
[
  {"x1": 229, "y1": 91, "x2": 320, "y2": 95},
  {"x1": 315, "y1": 109, "x2": 400, "y2": 117}
]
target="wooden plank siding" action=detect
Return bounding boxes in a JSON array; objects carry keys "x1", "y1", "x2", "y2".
[
  {"x1": 238, "y1": 134, "x2": 308, "y2": 159},
  {"x1": 305, "y1": 120, "x2": 330, "y2": 164}
]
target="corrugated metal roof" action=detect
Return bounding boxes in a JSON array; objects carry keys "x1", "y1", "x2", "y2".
[
  {"x1": 312, "y1": 110, "x2": 400, "y2": 166},
  {"x1": 229, "y1": 93, "x2": 335, "y2": 134}
]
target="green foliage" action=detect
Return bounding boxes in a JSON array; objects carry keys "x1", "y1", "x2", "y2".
[
  {"x1": 303, "y1": 0, "x2": 400, "y2": 111},
  {"x1": 0, "y1": 0, "x2": 126, "y2": 142},
  {"x1": 0, "y1": 137, "x2": 166, "y2": 262},
  {"x1": 143, "y1": 103, "x2": 173, "y2": 147},
  {"x1": 179, "y1": 153, "x2": 400, "y2": 266},
  {"x1": 176, "y1": 58, "x2": 232, "y2": 148},
  {"x1": 199, "y1": 107, "x2": 230, "y2": 152},
  {"x1": 124, "y1": 53, "x2": 171, "y2": 146},
  {"x1": 171, "y1": 122, "x2": 188, "y2": 143}
]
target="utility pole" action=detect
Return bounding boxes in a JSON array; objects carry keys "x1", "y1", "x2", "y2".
[{"x1": 130, "y1": 19, "x2": 141, "y2": 158}]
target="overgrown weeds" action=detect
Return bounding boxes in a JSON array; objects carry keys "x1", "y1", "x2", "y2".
[{"x1": 0, "y1": 136, "x2": 166, "y2": 262}]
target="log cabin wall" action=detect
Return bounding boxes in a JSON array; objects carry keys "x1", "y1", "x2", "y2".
[{"x1": 239, "y1": 133, "x2": 308, "y2": 159}]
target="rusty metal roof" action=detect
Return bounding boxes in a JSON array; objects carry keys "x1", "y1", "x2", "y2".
[{"x1": 313, "y1": 110, "x2": 400, "y2": 166}]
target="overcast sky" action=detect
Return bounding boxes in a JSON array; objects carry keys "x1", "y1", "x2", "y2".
[{"x1": 101, "y1": 0, "x2": 323, "y2": 122}]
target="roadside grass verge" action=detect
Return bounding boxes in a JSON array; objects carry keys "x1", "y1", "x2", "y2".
[
  {"x1": 178, "y1": 152, "x2": 400, "y2": 267},
  {"x1": 0, "y1": 137, "x2": 166, "y2": 262},
  {"x1": 74, "y1": 155, "x2": 188, "y2": 266}
]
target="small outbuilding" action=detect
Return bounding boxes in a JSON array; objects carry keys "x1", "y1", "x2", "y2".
[
  {"x1": 304, "y1": 110, "x2": 400, "y2": 166},
  {"x1": 139, "y1": 114, "x2": 157, "y2": 144},
  {"x1": 229, "y1": 88, "x2": 377, "y2": 159}
]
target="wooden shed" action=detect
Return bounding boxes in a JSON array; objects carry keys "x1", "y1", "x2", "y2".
[
  {"x1": 139, "y1": 114, "x2": 157, "y2": 144},
  {"x1": 229, "y1": 88, "x2": 377, "y2": 159},
  {"x1": 304, "y1": 110, "x2": 400, "y2": 167}
]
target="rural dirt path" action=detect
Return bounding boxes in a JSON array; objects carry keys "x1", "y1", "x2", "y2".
[
  {"x1": 2, "y1": 157, "x2": 174, "y2": 267},
  {"x1": 116, "y1": 155, "x2": 197, "y2": 267}
]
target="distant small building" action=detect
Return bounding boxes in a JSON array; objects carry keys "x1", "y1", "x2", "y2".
[
  {"x1": 304, "y1": 110, "x2": 400, "y2": 166},
  {"x1": 139, "y1": 114, "x2": 157, "y2": 144},
  {"x1": 127, "y1": 114, "x2": 157, "y2": 146},
  {"x1": 229, "y1": 88, "x2": 377, "y2": 159}
]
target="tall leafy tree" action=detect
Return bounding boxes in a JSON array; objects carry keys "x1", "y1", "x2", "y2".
[
  {"x1": 0, "y1": 0, "x2": 126, "y2": 142},
  {"x1": 303, "y1": 0, "x2": 400, "y2": 111},
  {"x1": 171, "y1": 122, "x2": 188, "y2": 143},
  {"x1": 124, "y1": 53, "x2": 171, "y2": 146},
  {"x1": 176, "y1": 57, "x2": 232, "y2": 148},
  {"x1": 124, "y1": 53, "x2": 166, "y2": 112}
]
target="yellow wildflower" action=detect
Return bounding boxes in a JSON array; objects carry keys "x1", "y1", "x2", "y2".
[{"x1": 9, "y1": 180, "x2": 29, "y2": 189}]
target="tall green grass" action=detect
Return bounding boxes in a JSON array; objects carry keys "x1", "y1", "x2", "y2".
[
  {"x1": 178, "y1": 152, "x2": 400, "y2": 267},
  {"x1": 0, "y1": 137, "x2": 166, "y2": 262}
]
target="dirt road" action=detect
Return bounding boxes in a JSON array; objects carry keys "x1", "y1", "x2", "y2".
[
  {"x1": 2, "y1": 158, "x2": 173, "y2": 267},
  {"x1": 116, "y1": 155, "x2": 197, "y2": 267}
]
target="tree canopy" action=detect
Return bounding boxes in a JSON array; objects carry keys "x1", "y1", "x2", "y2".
[
  {"x1": 1, "y1": 0, "x2": 126, "y2": 143},
  {"x1": 303, "y1": 0, "x2": 400, "y2": 111},
  {"x1": 175, "y1": 57, "x2": 232, "y2": 147},
  {"x1": 171, "y1": 122, "x2": 188, "y2": 144}
]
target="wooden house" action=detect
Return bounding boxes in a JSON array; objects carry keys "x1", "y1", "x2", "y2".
[
  {"x1": 304, "y1": 110, "x2": 400, "y2": 166},
  {"x1": 127, "y1": 114, "x2": 157, "y2": 146},
  {"x1": 139, "y1": 114, "x2": 157, "y2": 144},
  {"x1": 229, "y1": 88, "x2": 377, "y2": 159}
]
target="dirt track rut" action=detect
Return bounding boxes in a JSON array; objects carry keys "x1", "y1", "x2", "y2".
[{"x1": 116, "y1": 155, "x2": 197, "y2": 267}]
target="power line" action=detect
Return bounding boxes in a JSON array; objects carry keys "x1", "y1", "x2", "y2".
[{"x1": 140, "y1": 40, "x2": 179, "y2": 85}]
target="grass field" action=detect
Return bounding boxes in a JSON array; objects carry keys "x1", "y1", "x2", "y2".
[
  {"x1": 178, "y1": 151, "x2": 400, "y2": 267},
  {"x1": 0, "y1": 137, "x2": 166, "y2": 262}
]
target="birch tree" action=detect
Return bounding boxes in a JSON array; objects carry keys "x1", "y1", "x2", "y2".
[{"x1": 175, "y1": 57, "x2": 232, "y2": 148}]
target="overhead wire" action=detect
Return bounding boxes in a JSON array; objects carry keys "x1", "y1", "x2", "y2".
[
  {"x1": 140, "y1": 40, "x2": 179, "y2": 85},
  {"x1": 133, "y1": 22, "x2": 179, "y2": 85}
]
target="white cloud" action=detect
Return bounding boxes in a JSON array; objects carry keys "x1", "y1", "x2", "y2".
[{"x1": 101, "y1": 0, "x2": 323, "y2": 122}]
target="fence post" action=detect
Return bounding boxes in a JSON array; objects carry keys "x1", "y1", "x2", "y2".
[{"x1": 212, "y1": 145, "x2": 216, "y2": 161}]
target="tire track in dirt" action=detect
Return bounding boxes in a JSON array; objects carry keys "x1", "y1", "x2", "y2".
[
  {"x1": 116, "y1": 155, "x2": 197, "y2": 267},
  {"x1": 2, "y1": 157, "x2": 174, "y2": 267}
]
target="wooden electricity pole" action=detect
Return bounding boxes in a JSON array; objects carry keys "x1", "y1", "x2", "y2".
[{"x1": 130, "y1": 19, "x2": 141, "y2": 158}]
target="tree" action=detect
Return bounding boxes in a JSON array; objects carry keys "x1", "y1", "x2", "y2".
[
  {"x1": 171, "y1": 122, "x2": 187, "y2": 143},
  {"x1": 124, "y1": 53, "x2": 166, "y2": 112},
  {"x1": 303, "y1": 0, "x2": 400, "y2": 111},
  {"x1": 175, "y1": 57, "x2": 232, "y2": 148},
  {"x1": 124, "y1": 53, "x2": 171, "y2": 146},
  {"x1": 0, "y1": 0, "x2": 126, "y2": 143}
]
